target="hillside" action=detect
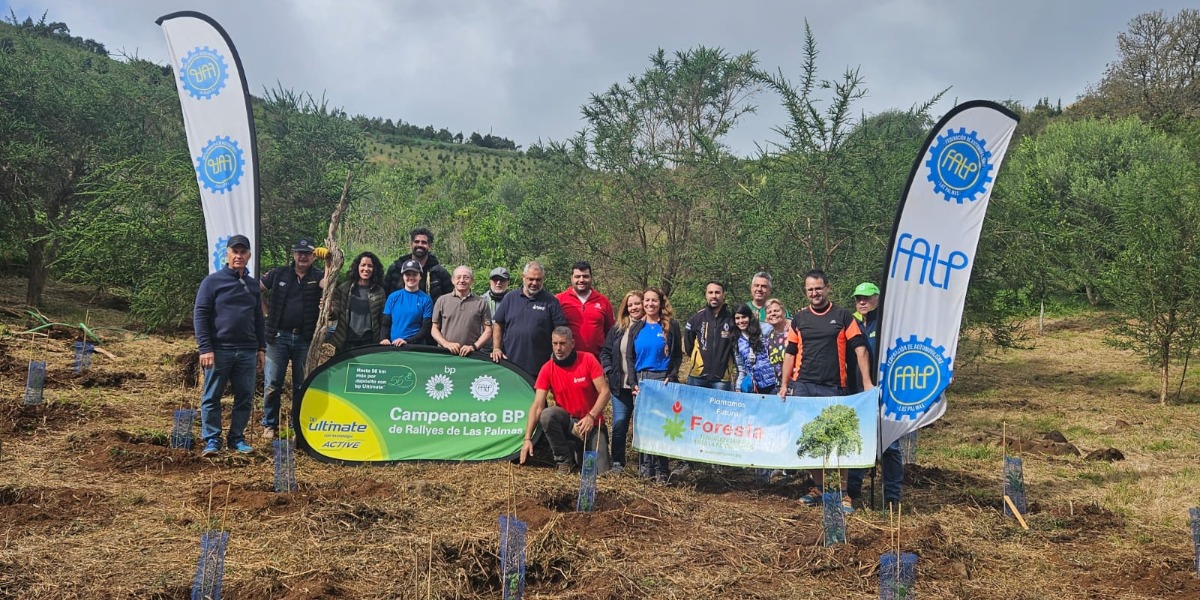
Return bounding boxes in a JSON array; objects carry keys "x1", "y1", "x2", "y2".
[
  {"x1": 2, "y1": 277, "x2": 1200, "y2": 599},
  {"x1": 363, "y1": 132, "x2": 539, "y2": 178}
]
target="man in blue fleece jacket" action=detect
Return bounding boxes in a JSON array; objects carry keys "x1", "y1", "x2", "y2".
[{"x1": 194, "y1": 234, "x2": 266, "y2": 456}]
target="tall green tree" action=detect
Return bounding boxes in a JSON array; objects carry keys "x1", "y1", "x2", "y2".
[
  {"x1": 559, "y1": 46, "x2": 762, "y2": 297},
  {"x1": 256, "y1": 88, "x2": 365, "y2": 264},
  {"x1": 1099, "y1": 136, "x2": 1200, "y2": 404},
  {"x1": 0, "y1": 22, "x2": 178, "y2": 305}
]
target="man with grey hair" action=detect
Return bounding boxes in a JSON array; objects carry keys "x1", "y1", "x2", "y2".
[
  {"x1": 491, "y1": 261, "x2": 567, "y2": 377},
  {"x1": 430, "y1": 266, "x2": 493, "y2": 356},
  {"x1": 749, "y1": 271, "x2": 774, "y2": 322}
]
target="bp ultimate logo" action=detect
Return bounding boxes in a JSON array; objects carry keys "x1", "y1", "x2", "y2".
[
  {"x1": 179, "y1": 46, "x2": 229, "y2": 100},
  {"x1": 926, "y1": 127, "x2": 994, "y2": 203},
  {"x1": 195, "y1": 136, "x2": 246, "y2": 194},
  {"x1": 881, "y1": 335, "x2": 951, "y2": 420}
]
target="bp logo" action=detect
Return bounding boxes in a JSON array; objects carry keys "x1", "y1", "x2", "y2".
[
  {"x1": 195, "y1": 136, "x2": 246, "y2": 194},
  {"x1": 425, "y1": 374, "x2": 453, "y2": 400},
  {"x1": 925, "y1": 127, "x2": 994, "y2": 203},
  {"x1": 881, "y1": 335, "x2": 951, "y2": 421},
  {"x1": 212, "y1": 235, "x2": 231, "y2": 271},
  {"x1": 179, "y1": 46, "x2": 229, "y2": 100}
]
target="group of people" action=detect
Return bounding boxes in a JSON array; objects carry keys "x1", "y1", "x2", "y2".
[{"x1": 193, "y1": 226, "x2": 903, "y2": 511}]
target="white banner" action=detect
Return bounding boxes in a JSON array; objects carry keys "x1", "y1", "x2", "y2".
[
  {"x1": 158, "y1": 12, "x2": 259, "y2": 276},
  {"x1": 878, "y1": 101, "x2": 1018, "y2": 450}
]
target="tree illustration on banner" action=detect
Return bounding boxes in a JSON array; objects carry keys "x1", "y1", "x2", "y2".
[{"x1": 795, "y1": 404, "x2": 863, "y2": 468}]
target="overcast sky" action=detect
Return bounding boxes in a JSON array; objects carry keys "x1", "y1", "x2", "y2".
[{"x1": 3, "y1": 1, "x2": 1193, "y2": 155}]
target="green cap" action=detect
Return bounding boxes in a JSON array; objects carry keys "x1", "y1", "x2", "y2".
[{"x1": 852, "y1": 282, "x2": 880, "y2": 297}]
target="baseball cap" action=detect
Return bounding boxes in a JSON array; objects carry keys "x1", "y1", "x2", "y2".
[
  {"x1": 853, "y1": 282, "x2": 880, "y2": 297},
  {"x1": 292, "y1": 239, "x2": 316, "y2": 253},
  {"x1": 227, "y1": 234, "x2": 250, "y2": 250},
  {"x1": 401, "y1": 259, "x2": 422, "y2": 274},
  {"x1": 489, "y1": 267, "x2": 510, "y2": 281}
]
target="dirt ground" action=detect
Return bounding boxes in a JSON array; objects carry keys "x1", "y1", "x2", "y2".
[{"x1": 2, "y1": 277, "x2": 1200, "y2": 599}]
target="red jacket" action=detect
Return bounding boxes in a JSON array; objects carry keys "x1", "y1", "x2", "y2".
[{"x1": 556, "y1": 289, "x2": 614, "y2": 357}]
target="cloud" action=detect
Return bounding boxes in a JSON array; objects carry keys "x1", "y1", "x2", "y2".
[{"x1": 7, "y1": 0, "x2": 1197, "y2": 154}]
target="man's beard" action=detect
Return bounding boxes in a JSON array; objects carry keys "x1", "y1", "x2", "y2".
[{"x1": 412, "y1": 247, "x2": 429, "y2": 259}]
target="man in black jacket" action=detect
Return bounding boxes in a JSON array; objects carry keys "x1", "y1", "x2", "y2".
[
  {"x1": 383, "y1": 227, "x2": 453, "y2": 302},
  {"x1": 259, "y1": 238, "x2": 325, "y2": 440}
]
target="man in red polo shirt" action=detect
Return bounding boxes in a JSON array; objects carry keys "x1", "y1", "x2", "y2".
[
  {"x1": 519, "y1": 327, "x2": 612, "y2": 474},
  {"x1": 556, "y1": 260, "x2": 614, "y2": 357}
]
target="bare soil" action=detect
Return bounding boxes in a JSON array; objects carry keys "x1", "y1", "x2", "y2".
[{"x1": 2, "y1": 277, "x2": 1200, "y2": 599}]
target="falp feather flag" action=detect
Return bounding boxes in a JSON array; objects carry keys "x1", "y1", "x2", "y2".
[
  {"x1": 158, "y1": 11, "x2": 261, "y2": 275},
  {"x1": 878, "y1": 101, "x2": 1018, "y2": 450}
]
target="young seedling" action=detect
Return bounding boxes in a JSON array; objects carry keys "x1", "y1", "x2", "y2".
[
  {"x1": 170, "y1": 409, "x2": 197, "y2": 450},
  {"x1": 23, "y1": 360, "x2": 46, "y2": 406},
  {"x1": 498, "y1": 514, "x2": 527, "y2": 600},
  {"x1": 822, "y1": 491, "x2": 847, "y2": 546}
]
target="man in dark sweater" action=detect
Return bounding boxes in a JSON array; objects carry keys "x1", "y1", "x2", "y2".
[
  {"x1": 259, "y1": 238, "x2": 325, "y2": 440},
  {"x1": 194, "y1": 234, "x2": 265, "y2": 456},
  {"x1": 382, "y1": 227, "x2": 453, "y2": 301}
]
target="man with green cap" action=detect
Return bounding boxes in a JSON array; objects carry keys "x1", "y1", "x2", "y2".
[{"x1": 845, "y1": 281, "x2": 903, "y2": 509}]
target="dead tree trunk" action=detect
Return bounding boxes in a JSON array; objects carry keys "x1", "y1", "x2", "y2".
[{"x1": 305, "y1": 170, "x2": 353, "y2": 374}]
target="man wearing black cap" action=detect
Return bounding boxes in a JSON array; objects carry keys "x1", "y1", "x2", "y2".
[
  {"x1": 194, "y1": 234, "x2": 265, "y2": 456},
  {"x1": 383, "y1": 227, "x2": 453, "y2": 302},
  {"x1": 258, "y1": 238, "x2": 325, "y2": 440}
]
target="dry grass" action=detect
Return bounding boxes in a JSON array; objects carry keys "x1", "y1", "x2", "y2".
[{"x1": 2, "y1": 277, "x2": 1200, "y2": 599}]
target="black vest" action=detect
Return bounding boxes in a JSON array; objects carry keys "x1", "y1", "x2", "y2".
[{"x1": 264, "y1": 265, "x2": 324, "y2": 339}]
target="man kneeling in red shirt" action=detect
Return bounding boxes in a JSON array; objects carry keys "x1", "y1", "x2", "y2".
[{"x1": 519, "y1": 327, "x2": 612, "y2": 474}]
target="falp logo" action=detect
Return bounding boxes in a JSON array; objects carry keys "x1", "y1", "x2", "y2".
[
  {"x1": 926, "y1": 127, "x2": 994, "y2": 203},
  {"x1": 195, "y1": 136, "x2": 246, "y2": 194},
  {"x1": 179, "y1": 46, "x2": 228, "y2": 100}
]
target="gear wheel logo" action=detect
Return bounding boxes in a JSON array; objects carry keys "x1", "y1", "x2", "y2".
[
  {"x1": 881, "y1": 335, "x2": 952, "y2": 421},
  {"x1": 425, "y1": 374, "x2": 454, "y2": 400},
  {"x1": 212, "y1": 235, "x2": 231, "y2": 271},
  {"x1": 195, "y1": 136, "x2": 246, "y2": 194},
  {"x1": 926, "y1": 127, "x2": 994, "y2": 203},
  {"x1": 179, "y1": 46, "x2": 229, "y2": 100},
  {"x1": 469, "y1": 375, "x2": 500, "y2": 402}
]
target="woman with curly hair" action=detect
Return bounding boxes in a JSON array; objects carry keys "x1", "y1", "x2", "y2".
[{"x1": 328, "y1": 252, "x2": 387, "y2": 354}]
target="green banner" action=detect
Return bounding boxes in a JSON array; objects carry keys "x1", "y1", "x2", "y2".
[{"x1": 294, "y1": 346, "x2": 535, "y2": 464}]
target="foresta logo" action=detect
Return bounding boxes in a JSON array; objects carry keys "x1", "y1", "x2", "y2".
[{"x1": 661, "y1": 401, "x2": 686, "y2": 440}]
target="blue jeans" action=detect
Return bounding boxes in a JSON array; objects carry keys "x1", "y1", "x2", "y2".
[
  {"x1": 847, "y1": 439, "x2": 903, "y2": 504},
  {"x1": 610, "y1": 388, "x2": 635, "y2": 465},
  {"x1": 263, "y1": 331, "x2": 311, "y2": 429},
  {"x1": 200, "y1": 346, "x2": 257, "y2": 446},
  {"x1": 685, "y1": 376, "x2": 732, "y2": 392}
]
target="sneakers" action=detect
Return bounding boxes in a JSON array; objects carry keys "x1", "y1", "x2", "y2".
[
  {"x1": 637, "y1": 463, "x2": 653, "y2": 479},
  {"x1": 556, "y1": 462, "x2": 574, "y2": 474},
  {"x1": 800, "y1": 487, "x2": 822, "y2": 507},
  {"x1": 841, "y1": 494, "x2": 855, "y2": 514},
  {"x1": 232, "y1": 440, "x2": 253, "y2": 454},
  {"x1": 670, "y1": 461, "x2": 691, "y2": 478},
  {"x1": 610, "y1": 462, "x2": 624, "y2": 474},
  {"x1": 262, "y1": 426, "x2": 277, "y2": 440},
  {"x1": 201, "y1": 440, "x2": 221, "y2": 457}
]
